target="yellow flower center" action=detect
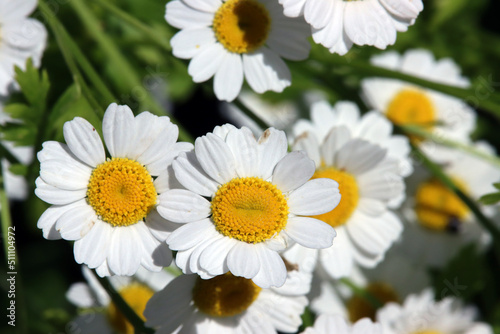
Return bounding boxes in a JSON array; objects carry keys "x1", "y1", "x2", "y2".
[
  {"x1": 347, "y1": 282, "x2": 399, "y2": 322},
  {"x1": 211, "y1": 177, "x2": 288, "y2": 243},
  {"x1": 107, "y1": 284, "x2": 154, "y2": 334},
  {"x1": 192, "y1": 272, "x2": 262, "y2": 317},
  {"x1": 386, "y1": 89, "x2": 436, "y2": 141},
  {"x1": 212, "y1": 0, "x2": 271, "y2": 54},
  {"x1": 413, "y1": 332, "x2": 444, "y2": 334},
  {"x1": 87, "y1": 158, "x2": 157, "y2": 227},
  {"x1": 415, "y1": 178, "x2": 469, "y2": 232},
  {"x1": 310, "y1": 167, "x2": 359, "y2": 227}
]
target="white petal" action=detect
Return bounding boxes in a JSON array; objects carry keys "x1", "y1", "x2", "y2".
[
  {"x1": 136, "y1": 221, "x2": 173, "y2": 270},
  {"x1": 37, "y1": 200, "x2": 88, "y2": 240},
  {"x1": 252, "y1": 244, "x2": 287, "y2": 288},
  {"x1": 108, "y1": 225, "x2": 142, "y2": 275},
  {"x1": 227, "y1": 242, "x2": 261, "y2": 279},
  {"x1": 145, "y1": 209, "x2": 179, "y2": 241},
  {"x1": 183, "y1": 0, "x2": 221, "y2": 13},
  {"x1": 102, "y1": 103, "x2": 136, "y2": 158},
  {"x1": 304, "y1": 0, "x2": 334, "y2": 29},
  {"x1": 40, "y1": 159, "x2": 91, "y2": 191},
  {"x1": 279, "y1": 0, "x2": 307, "y2": 17},
  {"x1": 172, "y1": 151, "x2": 218, "y2": 197},
  {"x1": 35, "y1": 177, "x2": 87, "y2": 205},
  {"x1": 321, "y1": 126, "x2": 352, "y2": 166},
  {"x1": 56, "y1": 204, "x2": 96, "y2": 241},
  {"x1": 171, "y1": 28, "x2": 216, "y2": 59},
  {"x1": 272, "y1": 151, "x2": 315, "y2": 193},
  {"x1": 0, "y1": 0, "x2": 36, "y2": 22},
  {"x1": 74, "y1": 221, "x2": 112, "y2": 269},
  {"x1": 288, "y1": 178, "x2": 341, "y2": 215},
  {"x1": 320, "y1": 228, "x2": 355, "y2": 279},
  {"x1": 257, "y1": 128, "x2": 287, "y2": 180},
  {"x1": 226, "y1": 127, "x2": 258, "y2": 177},
  {"x1": 166, "y1": 218, "x2": 216, "y2": 251},
  {"x1": 199, "y1": 237, "x2": 235, "y2": 275},
  {"x1": 379, "y1": 0, "x2": 423, "y2": 20},
  {"x1": 335, "y1": 139, "x2": 387, "y2": 175},
  {"x1": 284, "y1": 217, "x2": 336, "y2": 249},
  {"x1": 158, "y1": 189, "x2": 211, "y2": 223},
  {"x1": 214, "y1": 51, "x2": 243, "y2": 101},
  {"x1": 242, "y1": 48, "x2": 291, "y2": 94},
  {"x1": 188, "y1": 42, "x2": 225, "y2": 82},
  {"x1": 195, "y1": 132, "x2": 236, "y2": 184},
  {"x1": 165, "y1": 0, "x2": 214, "y2": 30},
  {"x1": 37, "y1": 141, "x2": 76, "y2": 163},
  {"x1": 63, "y1": 117, "x2": 105, "y2": 167},
  {"x1": 292, "y1": 132, "x2": 321, "y2": 167}
]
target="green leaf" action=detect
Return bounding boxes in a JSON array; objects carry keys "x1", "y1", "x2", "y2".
[
  {"x1": 8, "y1": 164, "x2": 28, "y2": 176},
  {"x1": 3, "y1": 103, "x2": 34, "y2": 124},
  {"x1": 479, "y1": 192, "x2": 500, "y2": 205},
  {"x1": 0, "y1": 123, "x2": 35, "y2": 146},
  {"x1": 14, "y1": 58, "x2": 50, "y2": 113},
  {"x1": 432, "y1": 244, "x2": 487, "y2": 302},
  {"x1": 494, "y1": 183, "x2": 500, "y2": 191}
]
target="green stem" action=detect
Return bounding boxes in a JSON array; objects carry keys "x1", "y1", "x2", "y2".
[
  {"x1": 92, "y1": 0, "x2": 172, "y2": 52},
  {"x1": 232, "y1": 98, "x2": 270, "y2": 130},
  {"x1": 411, "y1": 144, "x2": 500, "y2": 262},
  {"x1": 68, "y1": 0, "x2": 193, "y2": 142},
  {"x1": 400, "y1": 125, "x2": 500, "y2": 169},
  {"x1": 38, "y1": 0, "x2": 105, "y2": 118},
  {"x1": 95, "y1": 273, "x2": 154, "y2": 334},
  {"x1": 339, "y1": 278, "x2": 383, "y2": 309}
]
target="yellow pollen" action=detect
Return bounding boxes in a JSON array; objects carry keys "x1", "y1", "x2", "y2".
[
  {"x1": 192, "y1": 272, "x2": 262, "y2": 317},
  {"x1": 347, "y1": 282, "x2": 399, "y2": 322},
  {"x1": 107, "y1": 284, "x2": 154, "y2": 334},
  {"x1": 211, "y1": 177, "x2": 288, "y2": 243},
  {"x1": 87, "y1": 158, "x2": 157, "y2": 227},
  {"x1": 386, "y1": 89, "x2": 436, "y2": 142},
  {"x1": 212, "y1": 0, "x2": 271, "y2": 54},
  {"x1": 310, "y1": 167, "x2": 359, "y2": 227},
  {"x1": 415, "y1": 178, "x2": 469, "y2": 232}
]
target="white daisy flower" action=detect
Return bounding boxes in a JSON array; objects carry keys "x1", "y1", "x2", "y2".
[
  {"x1": 310, "y1": 247, "x2": 429, "y2": 323},
  {"x1": 144, "y1": 271, "x2": 308, "y2": 333},
  {"x1": 401, "y1": 142, "x2": 500, "y2": 268},
  {"x1": 376, "y1": 289, "x2": 493, "y2": 334},
  {"x1": 66, "y1": 265, "x2": 176, "y2": 334},
  {"x1": 158, "y1": 124, "x2": 340, "y2": 288},
  {"x1": 301, "y1": 314, "x2": 382, "y2": 334},
  {"x1": 35, "y1": 103, "x2": 193, "y2": 276},
  {"x1": 291, "y1": 100, "x2": 408, "y2": 278},
  {"x1": 0, "y1": 0, "x2": 47, "y2": 94},
  {"x1": 165, "y1": 0, "x2": 311, "y2": 101},
  {"x1": 278, "y1": 0, "x2": 423, "y2": 55},
  {"x1": 361, "y1": 49, "x2": 476, "y2": 163}
]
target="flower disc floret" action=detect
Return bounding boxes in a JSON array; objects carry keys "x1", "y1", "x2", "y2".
[
  {"x1": 213, "y1": 0, "x2": 271, "y2": 54},
  {"x1": 192, "y1": 272, "x2": 262, "y2": 317},
  {"x1": 386, "y1": 89, "x2": 436, "y2": 128},
  {"x1": 347, "y1": 282, "x2": 399, "y2": 322},
  {"x1": 87, "y1": 158, "x2": 157, "y2": 227},
  {"x1": 211, "y1": 177, "x2": 289, "y2": 243},
  {"x1": 311, "y1": 167, "x2": 359, "y2": 227}
]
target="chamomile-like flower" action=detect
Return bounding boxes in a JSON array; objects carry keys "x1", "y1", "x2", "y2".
[
  {"x1": 66, "y1": 266, "x2": 176, "y2": 334},
  {"x1": 361, "y1": 49, "x2": 476, "y2": 163},
  {"x1": 35, "y1": 103, "x2": 193, "y2": 276},
  {"x1": 144, "y1": 271, "x2": 308, "y2": 334},
  {"x1": 301, "y1": 314, "x2": 382, "y2": 334},
  {"x1": 401, "y1": 143, "x2": 500, "y2": 268},
  {"x1": 376, "y1": 289, "x2": 493, "y2": 334},
  {"x1": 158, "y1": 124, "x2": 340, "y2": 288},
  {"x1": 0, "y1": 0, "x2": 47, "y2": 94},
  {"x1": 291, "y1": 100, "x2": 408, "y2": 278},
  {"x1": 165, "y1": 0, "x2": 311, "y2": 101},
  {"x1": 279, "y1": 0, "x2": 423, "y2": 55}
]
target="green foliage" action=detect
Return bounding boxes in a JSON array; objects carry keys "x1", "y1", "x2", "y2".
[{"x1": 479, "y1": 183, "x2": 500, "y2": 205}]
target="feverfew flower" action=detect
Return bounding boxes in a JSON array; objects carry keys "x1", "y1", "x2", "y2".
[
  {"x1": 0, "y1": 0, "x2": 47, "y2": 94},
  {"x1": 35, "y1": 103, "x2": 192, "y2": 276},
  {"x1": 376, "y1": 289, "x2": 493, "y2": 334},
  {"x1": 144, "y1": 271, "x2": 308, "y2": 333},
  {"x1": 66, "y1": 266, "x2": 176, "y2": 334},
  {"x1": 361, "y1": 49, "x2": 476, "y2": 163},
  {"x1": 279, "y1": 0, "x2": 423, "y2": 55},
  {"x1": 291, "y1": 101, "x2": 408, "y2": 278},
  {"x1": 301, "y1": 314, "x2": 382, "y2": 334},
  {"x1": 401, "y1": 143, "x2": 500, "y2": 268},
  {"x1": 158, "y1": 124, "x2": 340, "y2": 288},
  {"x1": 165, "y1": 0, "x2": 311, "y2": 101}
]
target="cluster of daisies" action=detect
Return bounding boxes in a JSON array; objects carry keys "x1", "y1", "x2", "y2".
[
  {"x1": 38, "y1": 50, "x2": 498, "y2": 334},
  {"x1": 0, "y1": 0, "x2": 498, "y2": 334}
]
